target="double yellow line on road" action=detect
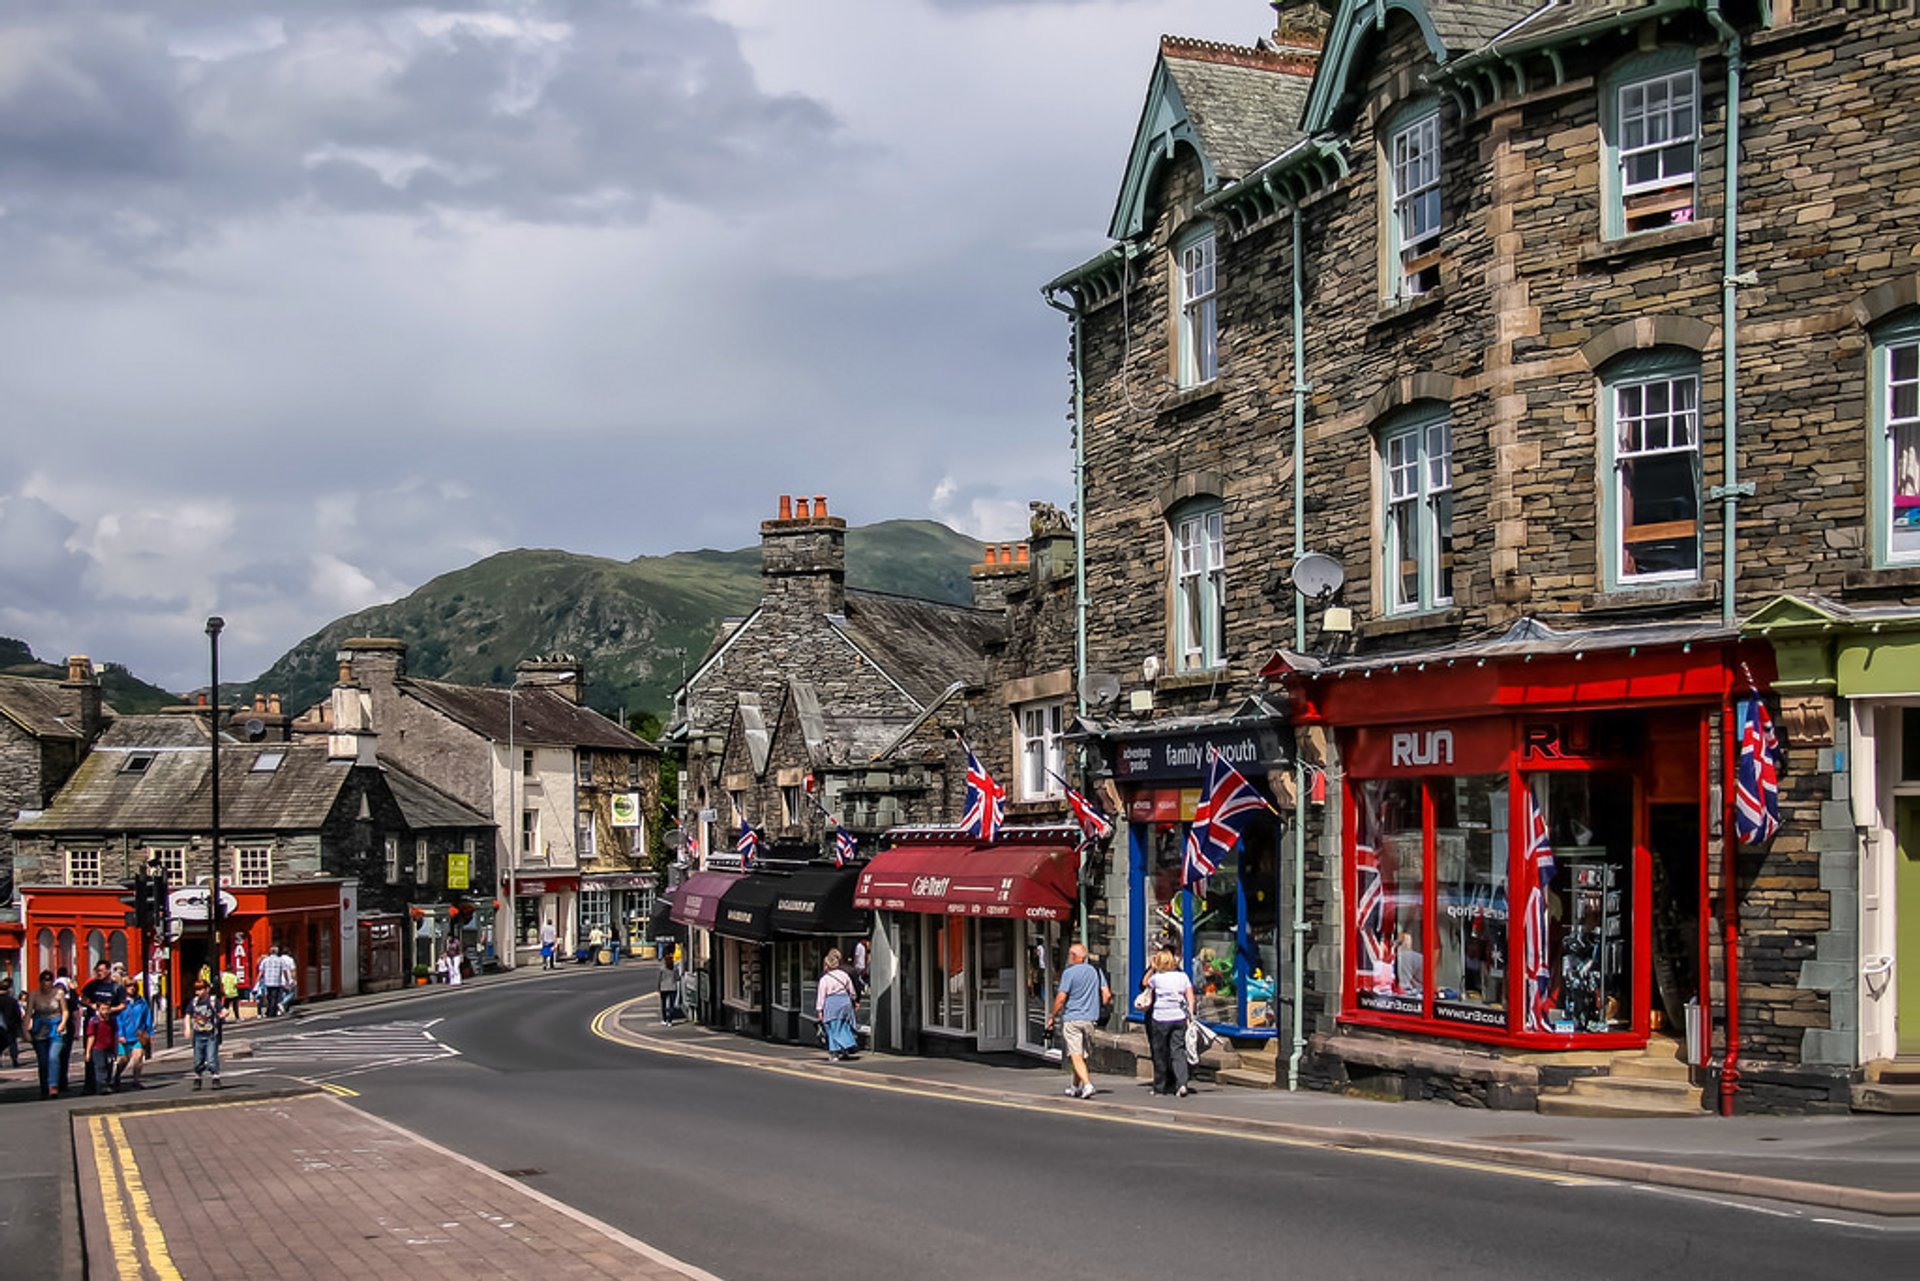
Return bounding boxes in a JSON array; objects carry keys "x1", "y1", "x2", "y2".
[
  {"x1": 590, "y1": 997, "x2": 1599, "y2": 1188},
  {"x1": 87, "y1": 1112, "x2": 182, "y2": 1280}
]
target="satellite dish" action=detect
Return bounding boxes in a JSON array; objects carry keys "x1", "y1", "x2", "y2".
[
  {"x1": 666, "y1": 829, "x2": 688, "y2": 854},
  {"x1": 1291, "y1": 552, "x2": 1346, "y2": 601},
  {"x1": 1078, "y1": 672, "x2": 1122, "y2": 708},
  {"x1": 243, "y1": 717, "x2": 266, "y2": 740}
]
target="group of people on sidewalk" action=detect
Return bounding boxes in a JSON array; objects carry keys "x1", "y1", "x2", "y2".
[
  {"x1": 6, "y1": 962, "x2": 154, "y2": 1100},
  {"x1": 1043, "y1": 944, "x2": 1207, "y2": 1101}
]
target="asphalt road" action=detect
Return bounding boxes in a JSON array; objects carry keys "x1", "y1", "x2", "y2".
[{"x1": 236, "y1": 966, "x2": 1907, "y2": 1281}]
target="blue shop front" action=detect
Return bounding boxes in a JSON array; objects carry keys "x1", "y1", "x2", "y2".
[{"x1": 1096, "y1": 711, "x2": 1293, "y2": 1039}]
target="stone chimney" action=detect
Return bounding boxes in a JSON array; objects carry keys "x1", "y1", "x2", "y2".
[
  {"x1": 1268, "y1": 1, "x2": 1331, "y2": 59},
  {"x1": 338, "y1": 638, "x2": 407, "y2": 731},
  {"x1": 327, "y1": 676, "x2": 379, "y2": 767},
  {"x1": 516, "y1": 656, "x2": 585, "y2": 705},
  {"x1": 61, "y1": 655, "x2": 103, "y2": 740},
  {"x1": 761, "y1": 493, "x2": 846, "y2": 616},
  {"x1": 969, "y1": 542, "x2": 1028, "y2": 613}
]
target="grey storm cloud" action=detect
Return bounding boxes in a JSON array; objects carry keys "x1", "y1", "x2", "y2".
[{"x1": 0, "y1": 0, "x2": 847, "y2": 257}]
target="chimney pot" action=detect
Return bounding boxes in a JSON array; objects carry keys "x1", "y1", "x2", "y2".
[
  {"x1": 779, "y1": 494, "x2": 793, "y2": 520},
  {"x1": 1016, "y1": 543, "x2": 1030, "y2": 564},
  {"x1": 983, "y1": 545, "x2": 996, "y2": 565},
  {"x1": 813, "y1": 494, "x2": 828, "y2": 519},
  {"x1": 198, "y1": 692, "x2": 208, "y2": 707},
  {"x1": 1000, "y1": 543, "x2": 1013, "y2": 562},
  {"x1": 268, "y1": 693, "x2": 282, "y2": 715},
  {"x1": 794, "y1": 497, "x2": 810, "y2": 520}
]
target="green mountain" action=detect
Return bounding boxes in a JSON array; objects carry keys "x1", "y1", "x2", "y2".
[
  {"x1": 245, "y1": 519, "x2": 985, "y2": 722},
  {"x1": 0, "y1": 637, "x2": 182, "y2": 714}
]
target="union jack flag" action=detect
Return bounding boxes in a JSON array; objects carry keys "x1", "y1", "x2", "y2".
[
  {"x1": 958, "y1": 737, "x2": 1006, "y2": 843},
  {"x1": 1734, "y1": 697, "x2": 1782, "y2": 847},
  {"x1": 833, "y1": 826, "x2": 859, "y2": 868},
  {"x1": 1182, "y1": 794, "x2": 1216, "y2": 887},
  {"x1": 1520, "y1": 783, "x2": 1558, "y2": 1033},
  {"x1": 1186, "y1": 747, "x2": 1271, "y2": 882},
  {"x1": 1051, "y1": 771, "x2": 1113, "y2": 846},
  {"x1": 1353, "y1": 786, "x2": 1394, "y2": 991},
  {"x1": 736, "y1": 816, "x2": 761, "y2": 870}
]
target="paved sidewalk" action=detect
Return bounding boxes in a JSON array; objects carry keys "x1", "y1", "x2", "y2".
[
  {"x1": 72, "y1": 1091, "x2": 721, "y2": 1280},
  {"x1": 606, "y1": 1000, "x2": 1920, "y2": 1217}
]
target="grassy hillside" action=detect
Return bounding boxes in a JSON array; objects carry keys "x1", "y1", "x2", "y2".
[
  {"x1": 244, "y1": 519, "x2": 984, "y2": 723},
  {"x1": 0, "y1": 637, "x2": 181, "y2": 714}
]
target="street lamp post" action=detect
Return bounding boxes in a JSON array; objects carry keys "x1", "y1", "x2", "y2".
[
  {"x1": 505, "y1": 683, "x2": 516, "y2": 970},
  {"x1": 206, "y1": 616, "x2": 224, "y2": 1001}
]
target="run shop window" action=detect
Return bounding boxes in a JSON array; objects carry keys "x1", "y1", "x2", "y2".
[
  {"x1": 1352, "y1": 779, "x2": 1425, "y2": 1016},
  {"x1": 1606, "y1": 60, "x2": 1698, "y2": 236},
  {"x1": 1385, "y1": 104, "x2": 1443, "y2": 299},
  {"x1": 1606, "y1": 355, "x2": 1701, "y2": 585},
  {"x1": 1432, "y1": 775, "x2": 1509, "y2": 1028},
  {"x1": 66, "y1": 847, "x2": 102, "y2": 887},
  {"x1": 1171, "y1": 502, "x2": 1226, "y2": 672},
  {"x1": 1381, "y1": 409, "x2": 1454, "y2": 614},
  {"x1": 1175, "y1": 226, "x2": 1218, "y2": 387},
  {"x1": 1017, "y1": 701, "x2": 1066, "y2": 801},
  {"x1": 1522, "y1": 773, "x2": 1635, "y2": 1036},
  {"x1": 1874, "y1": 317, "x2": 1920, "y2": 565}
]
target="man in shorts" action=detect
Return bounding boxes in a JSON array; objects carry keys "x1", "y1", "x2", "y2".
[{"x1": 1045, "y1": 943, "x2": 1111, "y2": 1100}]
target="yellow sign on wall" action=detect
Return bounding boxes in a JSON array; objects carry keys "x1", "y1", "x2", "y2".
[{"x1": 447, "y1": 853, "x2": 471, "y2": 891}]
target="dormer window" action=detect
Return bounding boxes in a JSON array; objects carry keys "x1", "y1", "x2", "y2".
[
  {"x1": 1174, "y1": 226, "x2": 1218, "y2": 388},
  {"x1": 1386, "y1": 105, "x2": 1442, "y2": 299},
  {"x1": 121, "y1": 752, "x2": 156, "y2": 775}
]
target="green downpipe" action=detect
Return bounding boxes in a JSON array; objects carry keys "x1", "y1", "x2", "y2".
[
  {"x1": 1706, "y1": 0, "x2": 1744, "y2": 627},
  {"x1": 1287, "y1": 199, "x2": 1309, "y2": 1093},
  {"x1": 1045, "y1": 285, "x2": 1091, "y2": 950}
]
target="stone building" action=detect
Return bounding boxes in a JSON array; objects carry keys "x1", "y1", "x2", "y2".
[
  {"x1": 1, "y1": 658, "x2": 108, "y2": 899},
  {"x1": 10, "y1": 690, "x2": 487, "y2": 1005},
  {"x1": 1042, "y1": 1, "x2": 1919, "y2": 1113},
  {"x1": 333, "y1": 640, "x2": 659, "y2": 967}
]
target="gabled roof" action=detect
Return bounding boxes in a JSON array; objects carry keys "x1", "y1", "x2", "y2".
[
  {"x1": 402, "y1": 679, "x2": 655, "y2": 755},
  {"x1": 833, "y1": 589, "x2": 1001, "y2": 708},
  {"x1": 0, "y1": 674, "x2": 100, "y2": 741},
  {"x1": 382, "y1": 760, "x2": 491, "y2": 831},
  {"x1": 1300, "y1": 0, "x2": 1544, "y2": 133},
  {"x1": 1109, "y1": 37, "x2": 1316, "y2": 241},
  {"x1": 732, "y1": 693, "x2": 772, "y2": 776},
  {"x1": 779, "y1": 680, "x2": 913, "y2": 770},
  {"x1": 15, "y1": 723, "x2": 357, "y2": 833}
]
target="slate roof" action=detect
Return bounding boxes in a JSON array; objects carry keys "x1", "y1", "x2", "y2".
[
  {"x1": 784, "y1": 681, "x2": 913, "y2": 769},
  {"x1": 402, "y1": 680, "x2": 656, "y2": 754},
  {"x1": 96, "y1": 715, "x2": 209, "y2": 750},
  {"x1": 15, "y1": 724, "x2": 357, "y2": 833},
  {"x1": 1161, "y1": 42, "x2": 1313, "y2": 182},
  {"x1": 834, "y1": 589, "x2": 1002, "y2": 707},
  {"x1": 1428, "y1": 1, "x2": 1545, "y2": 48},
  {"x1": 0, "y1": 674, "x2": 100, "y2": 741},
  {"x1": 383, "y1": 761, "x2": 491, "y2": 831}
]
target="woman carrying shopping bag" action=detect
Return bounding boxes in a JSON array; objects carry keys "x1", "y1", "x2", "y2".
[{"x1": 1139, "y1": 948, "x2": 1197, "y2": 1098}]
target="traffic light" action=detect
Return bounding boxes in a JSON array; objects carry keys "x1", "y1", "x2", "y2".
[
  {"x1": 148, "y1": 870, "x2": 170, "y2": 927},
  {"x1": 121, "y1": 872, "x2": 149, "y2": 928}
]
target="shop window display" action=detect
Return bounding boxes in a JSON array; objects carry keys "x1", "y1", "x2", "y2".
[
  {"x1": 1139, "y1": 817, "x2": 1280, "y2": 1032},
  {"x1": 1432, "y1": 775, "x2": 1508, "y2": 1029},
  {"x1": 1353, "y1": 778, "x2": 1424, "y2": 1017},
  {"x1": 723, "y1": 938, "x2": 763, "y2": 1011},
  {"x1": 1528, "y1": 773, "x2": 1634, "y2": 1035},
  {"x1": 924, "y1": 916, "x2": 970, "y2": 1033}
]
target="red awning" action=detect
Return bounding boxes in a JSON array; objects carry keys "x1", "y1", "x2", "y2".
[{"x1": 854, "y1": 844, "x2": 1080, "y2": 921}]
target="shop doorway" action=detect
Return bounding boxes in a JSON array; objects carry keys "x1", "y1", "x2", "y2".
[
  {"x1": 1898, "y1": 795, "x2": 1920, "y2": 1056},
  {"x1": 1648, "y1": 802, "x2": 1700, "y2": 1036},
  {"x1": 1019, "y1": 922, "x2": 1067, "y2": 1058},
  {"x1": 976, "y1": 921, "x2": 1018, "y2": 1051}
]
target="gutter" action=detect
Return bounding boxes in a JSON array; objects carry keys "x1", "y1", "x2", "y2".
[{"x1": 1704, "y1": 0, "x2": 1747, "y2": 1116}]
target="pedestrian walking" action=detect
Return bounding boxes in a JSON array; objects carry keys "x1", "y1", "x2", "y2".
[
  {"x1": 0, "y1": 976, "x2": 22, "y2": 1068},
  {"x1": 539, "y1": 919, "x2": 557, "y2": 970},
  {"x1": 114, "y1": 979, "x2": 154, "y2": 1090},
  {"x1": 53, "y1": 968, "x2": 77, "y2": 1093},
  {"x1": 219, "y1": 965, "x2": 243, "y2": 1020},
  {"x1": 1045, "y1": 943, "x2": 1111, "y2": 1100},
  {"x1": 79, "y1": 962, "x2": 125, "y2": 1095},
  {"x1": 1140, "y1": 947, "x2": 1196, "y2": 1098},
  {"x1": 852, "y1": 936, "x2": 871, "y2": 995},
  {"x1": 25, "y1": 971, "x2": 68, "y2": 1099},
  {"x1": 657, "y1": 945, "x2": 684, "y2": 1025},
  {"x1": 85, "y1": 998, "x2": 118, "y2": 1095},
  {"x1": 816, "y1": 948, "x2": 860, "y2": 1061},
  {"x1": 440, "y1": 941, "x2": 464, "y2": 988},
  {"x1": 256, "y1": 944, "x2": 294, "y2": 1017},
  {"x1": 188, "y1": 980, "x2": 224, "y2": 1090}
]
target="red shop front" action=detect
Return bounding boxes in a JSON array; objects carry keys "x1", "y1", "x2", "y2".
[{"x1": 1275, "y1": 630, "x2": 1773, "y2": 1059}]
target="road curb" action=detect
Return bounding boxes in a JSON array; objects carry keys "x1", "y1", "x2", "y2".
[
  {"x1": 595, "y1": 998, "x2": 1919, "y2": 1219},
  {"x1": 67, "y1": 1082, "x2": 324, "y2": 1118}
]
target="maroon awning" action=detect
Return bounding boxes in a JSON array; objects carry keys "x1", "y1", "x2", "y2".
[
  {"x1": 670, "y1": 871, "x2": 745, "y2": 930},
  {"x1": 854, "y1": 844, "x2": 1079, "y2": 921}
]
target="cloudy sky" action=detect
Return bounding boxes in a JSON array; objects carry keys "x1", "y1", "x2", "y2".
[{"x1": 0, "y1": 0, "x2": 1273, "y2": 690}]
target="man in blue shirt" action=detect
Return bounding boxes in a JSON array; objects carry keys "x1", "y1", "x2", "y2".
[{"x1": 1045, "y1": 943, "x2": 1111, "y2": 1100}]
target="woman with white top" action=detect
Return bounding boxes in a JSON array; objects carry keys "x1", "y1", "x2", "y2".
[
  {"x1": 816, "y1": 949, "x2": 861, "y2": 1061},
  {"x1": 1140, "y1": 947, "x2": 1196, "y2": 1097}
]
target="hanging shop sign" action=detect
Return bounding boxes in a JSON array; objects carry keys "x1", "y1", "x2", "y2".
[
  {"x1": 446, "y1": 853, "x2": 471, "y2": 891},
  {"x1": 610, "y1": 793, "x2": 643, "y2": 828},
  {"x1": 1108, "y1": 725, "x2": 1290, "y2": 782},
  {"x1": 168, "y1": 886, "x2": 239, "y2": 921}
]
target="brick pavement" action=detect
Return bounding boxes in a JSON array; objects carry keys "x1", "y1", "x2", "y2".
[{"x1": 72, "y1": 1093, "x2": 722, "y2": 1280}]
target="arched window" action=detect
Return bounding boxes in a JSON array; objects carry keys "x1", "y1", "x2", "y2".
[
  {"x1": 1169, "y1": 499, "x2": 1226, "y2": 672},
  {"x1": 1871, "y1": 311, "x2": 1920, "y2": 566},
  {"x1": 109, "y1": 933, "x2": 129, "y2": 968},
  {"x1": 1601, "y1": 349, "x2": 1702, "y2": 586},
  {"x1": 57, "y1": 929, "x2": 76, "y2": 975},
  {"x1": 87, "y1": 930, "x2": 107, "y2": 971},
  {"x1": 36, "y1": 928, "x2": 55, "y2": 975},
  {"x1": 1378, "y1": 403, "x2": 1454, "y2": 614}
]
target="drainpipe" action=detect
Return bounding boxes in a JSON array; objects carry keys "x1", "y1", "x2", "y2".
[
  {"x1": 1285, "y1": 196, "x2": 1310, "y2": 1093},
  {"x1": 1705, "y1": 0, "x2": 1746, "y2": 1116},
  {"x1": 1044, "y1": 284, "x2": 1091, "y2": 951},
  {"x1": 1705, "y1": 0, "x2": 1749, "y2": 627}
]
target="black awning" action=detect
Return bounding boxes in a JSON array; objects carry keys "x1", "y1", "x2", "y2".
[
  {"x1": 712, "y1": 865, "x2": 867, "y2": 942},
  {"x1": 767, "y1": 864, "x2": 866, "y2": 937},
  {"x1": 646, "y1": 892, "x2": 687, "y2": 943}
]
